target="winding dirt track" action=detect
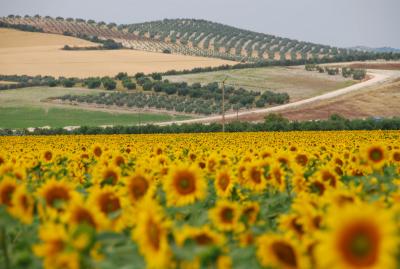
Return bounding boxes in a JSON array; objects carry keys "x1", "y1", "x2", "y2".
[{"x1": 158, "y1": 70, "x2": 397, "y2": 126}]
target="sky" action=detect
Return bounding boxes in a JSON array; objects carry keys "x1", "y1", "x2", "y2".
[{"x1": 0, "y1": 0, "x2": 399, "y2": 48}]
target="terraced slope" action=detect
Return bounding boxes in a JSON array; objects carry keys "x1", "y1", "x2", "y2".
[
  {"x1": 0, "y1": 15, "x2": 370, "y2": 62},
  {"x1": 127, "y1": 19, "x2": 350, "y2": 61}
]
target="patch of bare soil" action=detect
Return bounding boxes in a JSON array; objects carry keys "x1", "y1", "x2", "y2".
[
  {"x1": 348, "y1": 63, "x2": 400, "y2": 71},
  {"x1": 278, "y1": 79, "x2": 400, "y2": 120}
]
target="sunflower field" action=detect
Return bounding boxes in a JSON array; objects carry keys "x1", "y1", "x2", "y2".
[{"x1": 0, "y1": 131, "x2": 400, "y2": 269}]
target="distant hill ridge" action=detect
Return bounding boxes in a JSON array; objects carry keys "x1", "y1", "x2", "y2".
[
  {"x1": 349, "y1": 46, "x2": 400, "y2": 53},
  {"x1": 1, "y1": 14, "x2": 398, "y2": 63}
]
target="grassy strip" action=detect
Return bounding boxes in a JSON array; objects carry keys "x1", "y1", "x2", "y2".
[{"x1": 0, "y1": 107, "x2": 190, "y2": 129}]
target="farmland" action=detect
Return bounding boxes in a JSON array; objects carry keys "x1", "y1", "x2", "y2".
[
  {"x1": 166, "y1": 66, "x2": 357, "y2": 102},
  {"x1": 0, "y1": 107, "x2": 189, "y2": 129},
  {"x1": 1, "y1": 131, "x2": 400, "y2": 268},
  {"x1": 0, "y1": 28, "x2": 235, "y2": 77},
  {"x1": 279, "y1": 76, "x2": 400, "y2": 120},
  {"x1": 0, "y1": 6, "x2": 400, "y2": 269},
  {"x1": 0, "y1": 87, "x2": 191, "y2": 128},
  {"x1": 2, "y1": 15, "x2": 394, "y2": 63}
]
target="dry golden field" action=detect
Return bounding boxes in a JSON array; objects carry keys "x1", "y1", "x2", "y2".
[{"x1": 0, "y1": 28, "x2": 235, "y2": 78}]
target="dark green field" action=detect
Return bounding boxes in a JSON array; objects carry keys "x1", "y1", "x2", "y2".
[{"x1": 0, "y1": 107, "x2": 189, "y2": 129}]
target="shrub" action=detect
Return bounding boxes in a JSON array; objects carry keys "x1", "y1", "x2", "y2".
[
  {"x1": 61, "y1": 78, "x2": 75, "y2": 88},
  {"x1": 122, "y1": 79, "x2": 136, "y2": 90},
  {"x1": 342, "y1": 67, "x2": 352, "y2": 78},
  {"x1": 102, "y1": 77, "x2": 117, "y2": 90},
  {"x1": 151, "y1": 73, "x2": 162, "y2": 81},
  {"x1": 134, "y1": 73, "x2": 145, "y2": 80},
  {"x1": 48, "y1": 79, "x2": 58, "y2": 87},
  {"x1": 102, "y1": 39, "x2": 123, "y2": 50},
  {"x1": 353, "y1": 69, "x2": 367, "y2": 80},
  {"x1": 137, "y1": 77, "x2": 150, "y2": 86},
  {"x1": 85, "y1": 78, "x2": 102, "y2": 89},
  {"x1": 142, "y1": 81, "x2": 153, "y2": 91},
  {"x1": 115, "y1": 72, "x2": 128, "y2": 80}
]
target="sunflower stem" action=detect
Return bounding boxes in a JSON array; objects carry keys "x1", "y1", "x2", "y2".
[{"x1": 0, "y1": 226, "x2": 10, "y2": 269}]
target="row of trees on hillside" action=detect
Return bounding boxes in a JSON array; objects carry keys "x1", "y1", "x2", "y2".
[
  {"x1": 0, "y1": 75, "x2": 137, "y2": 91},
  {"x1": 4, "y1": 15, "x2": 400, "y2": 64}
]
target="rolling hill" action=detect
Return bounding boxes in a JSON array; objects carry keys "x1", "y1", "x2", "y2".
[
  {"x1": 0, "y1": 28, "x2": 234, "y2": 77},
  {"x1": 0, "y1": 15, "x2": 378, "y2": 63},
  {"x1": 350, "y1": 46, "x2": 400, "y2": 53}
]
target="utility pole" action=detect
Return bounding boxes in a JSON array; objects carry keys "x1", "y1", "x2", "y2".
[
  {"x1": 138, "y1": 108, "x2": 141, "y2": 134},
  {"x1": 221, "y1": 77, "x2": 228, "y2": 133}
]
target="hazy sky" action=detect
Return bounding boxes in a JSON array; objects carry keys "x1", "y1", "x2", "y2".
[{"x1": 1, "y1": 0, "x2": 399, "y2": 48}]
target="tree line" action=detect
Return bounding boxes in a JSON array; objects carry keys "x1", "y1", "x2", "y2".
[
  {"x1": 2, "y1": 114, "x2": 400, "y2": 136},
  {"x1": 0, "y1": 75, "x2": 128, "y2": 91},
  {"x1": 156, "y1": 52, "x2": 400, "y2": 77},
  {"x1": 0, "y1": 21, "x2": 43, "y2": 32},
  {"x1": 62, "y1": 32, "x2": 123, "y2": 50}
]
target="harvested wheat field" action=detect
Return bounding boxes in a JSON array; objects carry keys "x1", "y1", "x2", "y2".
[
  {"x1": 0, "y1": 28, "x2": 235, "y2": 78},
  {"x1": 278, "y1": 78, "x2": 400, "y2": 120}
]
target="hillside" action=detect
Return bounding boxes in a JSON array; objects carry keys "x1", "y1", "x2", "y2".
[
  {"x1": 0, "y1": 15, "x2": 376, "y2": 63},
  {"x1": 0, "y1": 27, "x2": 95, "y2": 48},
  {"x1": 350, "y1": 46, "x2": 400, "y2": 53},
  {"x1": 0, "y1": 28, "x2": 234, "y2": 77}
]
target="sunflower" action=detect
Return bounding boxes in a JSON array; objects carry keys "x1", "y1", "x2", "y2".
[
  {"x1": 322, "y1": 188, "x2": 360, "y2": 209},
  {"x1": 33, "y1": 223, "x2": 69, "y2": 262},
  {"x1": 241, "y1": 202, "x2": 260, "y2": 225},
  {"x1": 0, "y1": 154, "x2": 5, "y2": 166},
  {"x1": 113, "y1": 154, "x2": 125, "y2": 167},
  {"x1": 256, "y1": 234, "x2": 308, "y2": 269},
  {"x1": 207, "y1": 154, "x2": 218, "y2": 173},
  {"x1": 37, "y1": 179, "x2": 79, "y2": 212},
  {"x1": 35, "y1": 226, "x2": 82, "y2": 269},
  {"x1": 48, "y1": 251, "x2": 80, "y2": 269},
  {"x1": 217, "y1": 255, "x2": 232, "y2": 269},
  {"x1": 290, "y1": 194, "x2": 324, "y2": 235},
  {"x1": 93, "y1": 164, "x2": 121, "y2": 187},
  {"x1": 278, "y1": 213, "x2": 305, "y2": 239},
  {"x1": 314, "y1": 167, "x2": 339, "y2": 189},
  {"x1": 0, "y1": 177, "x2": 18, "y2": 207},
  {"x1": 9, "y1": 185, "x2": 34, "y2": 224},
  {"x1": 64, "y1": 202, "x2": 100, "y2": 230},
  {"x1": 294, "y1": 152, "x2": 309, "y2": 167},
  {"x1": 209, "y1": 200, "x2": 243, "y2": 232},
  {"x1": 243, "y1": 162, "x2": 267, "y2": 192},
  {"x1": 41, "y1": 150, "x2": 54, "y2": 163},
  {"x1": 268, "y1": 163, "x2": 287, "y2": 192},
  {"x1": 92, "y1": 144, "x2": 103, "y2": 158},
  {"x1": 238, "y1": 232, "x2": 255, "y2": 247},
  {"x1": 124, "y1": 171, "x2": 153, "y2": 205},
  {"x1": 214, "y1": 170, "x2": 234, "y2": 197},
  {"x1": 291, "y1": 170, "x2": 308, "y2": 194},
  {"x1": 87, "y1": 186, "x2": 126, "y2": 231},
  {"x1": 363, "y1": 145, "x2": 387, "y2": 170},
  {"x1": 316, "y1": 203, "x2": 398, "y2": 269},
  {"x1": 132, "y1": 199, "x2": 171, "y2": 269},
  {"x1": 308, "y1": 177, "x2": 329, "y2": 196},
  {"x1": 164, "y1": 164, "x2": 206, "y2": 206},
  {"x1": 175, "y1": 225, "x2": 225, "y2": 247},
  {"x1": 391, "y1": 150, "x2": 400, "y2": 164}
]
